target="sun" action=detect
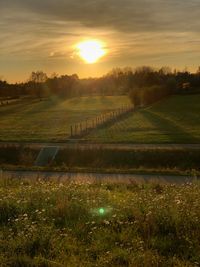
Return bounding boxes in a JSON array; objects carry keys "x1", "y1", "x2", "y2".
[{"x1": 76, "y1": 40, "x2": 106, "y2": 64}]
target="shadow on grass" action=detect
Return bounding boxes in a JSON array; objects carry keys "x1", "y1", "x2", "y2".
[
  {"x1": 82, "y1": 96, "x2": 114, "y2": 109},
  {"x1": 99, "y1": 96, "x2": 113, "y2": 105},
  {"x1": 0, "y1": 99, "x2": 40, "y2": 116},
  {"x1": 67, "y1": 97, "x2": 83, "y2": 105},
  {"x1": 25, "y1": 97, "x2": 63, "y2": 115},
  {"x1": 142, "y1": 109, "x2": 198, "y2": 143},
  {"x1": 86, "y1": 111, "x2": 134, "y2": 139}
]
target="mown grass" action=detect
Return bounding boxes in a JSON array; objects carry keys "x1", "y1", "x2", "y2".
[
  {"x1": 0, "y1": 95, "x2": 130, "y2": 142},
  {"x1": 1, "y1": 94, "x2": 200, "y2": 144},
  {"x1": 1, "y1": 178, "x2": 200, "y2": 266},
  {"x1": 88, "y1": 94, "x2": 200, "y2": 143}
]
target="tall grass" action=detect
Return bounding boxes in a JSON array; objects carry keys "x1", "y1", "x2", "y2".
[
  {"x1": 1, "y1": 178, "x2": 200, "y2": 266},
  {"x1": 0, "y1": 145, "x2": 39, "y2": 166},
  {"x1": 55, "y1": 148, "x2": 200, "y2": 172},
  {"x1": 1, "y1": 146, "x2": 200, "y2": 175}
]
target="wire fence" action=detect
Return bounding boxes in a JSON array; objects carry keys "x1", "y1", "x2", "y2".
[{"x1": 70, "y1": 105, "x2": 134, "y2": 138}]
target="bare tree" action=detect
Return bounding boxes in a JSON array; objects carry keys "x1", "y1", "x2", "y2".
[
  {"x1": 29, "y1": 71, "x2": 47, "y2": 84},
  {"x1": 29, "y1": 71, "x2": 48, "y2": 99}
]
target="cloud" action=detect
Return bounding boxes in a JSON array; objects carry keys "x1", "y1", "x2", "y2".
[
  {"x1": 1, "y1": 0, "x2": 200, "y2": 55},
  {"x1": 1, "y1": 0, "x2": 200, "y2": 33},
  {"x1": 0, "y1": 0, "x2": 200, "y2": 82}
]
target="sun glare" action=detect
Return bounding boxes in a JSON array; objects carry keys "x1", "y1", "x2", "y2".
[{"x1": 76, "y1": 40, "x2": 106, "y2": 64}]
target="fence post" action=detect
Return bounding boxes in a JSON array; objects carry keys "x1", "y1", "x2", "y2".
[
  {"x1": 80, "y1": 123, "x2": 82, "y2": 135},
  {"x1": 70, "y1": 125, "x2": 73, "y2": 137},
  {"x1": 85, "y1": 120, "x2": 87, "y2": 132},
  {"x1": 100, "y1": 115, "x2": 102, "y2": 124},
  {"x1": 112, "y1": 111, "x2": 114, "y2": 120},
  {"x1": 70, "y1": 104, "x2": 135, "y2": 139},
  {"x1": 75, "y1": 124, "x2": 77, "y2": 136}
]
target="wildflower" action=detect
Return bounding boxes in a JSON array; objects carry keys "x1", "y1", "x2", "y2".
[{"x1": 176, "y1": 199, "x2": 181, "y2": 205}]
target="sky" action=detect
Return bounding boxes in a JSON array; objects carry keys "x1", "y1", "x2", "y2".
[{"x1": 0, "y1": 0, "x2": 200, "y2": 82}]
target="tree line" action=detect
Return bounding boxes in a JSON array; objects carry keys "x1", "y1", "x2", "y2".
[{"x1": 0, "y1": 67, "x2": 200, "y2": 105}]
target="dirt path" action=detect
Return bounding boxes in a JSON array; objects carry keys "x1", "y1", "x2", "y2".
[
  {"x1": 1, "y1": 142, "x2": 200, "y2": 150},
  {"x1": 1, "y1": 170, "x2": 197, "y2": 184}
]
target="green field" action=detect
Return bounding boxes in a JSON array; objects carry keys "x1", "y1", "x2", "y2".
[
  {"x1": 1, "y1": 94, "x2": 200, "y2": 143},
  {"x1": 1, "y1": 178, "x2": 200, "y2": 266},
  {"x1": 0, "y1": 96, "x2": 130, "y2": 142},
  {"x1": 88, "y1": 94, "x2": 200, "y2": 143}
]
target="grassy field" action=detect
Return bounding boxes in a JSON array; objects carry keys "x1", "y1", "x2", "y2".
[
  {"x1": 1, "y1": 178, "x2": 200, "y2": 266},
  {"x1": 88, "y1": 94, "x2": 200, "y2": 143},
  {"x1": 0, "y1": 96, "x2": 130, "y2": 142},
  {"x1": 1, "y1": 94, "x2": 200, "y2": 144}
]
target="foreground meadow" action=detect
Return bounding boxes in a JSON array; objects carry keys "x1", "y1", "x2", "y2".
[{"x1": 1, "y1": 178, "x2": 200, "y2": 266}]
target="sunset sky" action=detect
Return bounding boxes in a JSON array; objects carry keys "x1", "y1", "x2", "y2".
[{"x1": 0, "y1": 0, "x2": 200, "y2": 82}]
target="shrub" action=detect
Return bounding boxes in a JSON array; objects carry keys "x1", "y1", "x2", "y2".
[{"x1": 129, "y1": 86, "x2": 171, "y2": 107}]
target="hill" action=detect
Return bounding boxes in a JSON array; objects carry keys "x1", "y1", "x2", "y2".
[
  {"x1": 88, "y1": 94, "x2": 200, "y2": 143},
  {"x1": 1, "y1": 94, "x2": 200, "y2": 144},
  {"x1": 0, "y1": 96, "x2": 130, "y2": 142}
]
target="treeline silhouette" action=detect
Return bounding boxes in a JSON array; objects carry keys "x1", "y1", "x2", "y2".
[{"x1": 0, "y1": 67, "x2": 200, "y2": 105}]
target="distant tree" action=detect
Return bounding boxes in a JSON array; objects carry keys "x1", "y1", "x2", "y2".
[
  {"x1": 2, "y1": 65, "x2": 200, "y2": 99},
  {"x1": 29, "y1": 71, "x2": 47, "y2": 84},
  {"x1": 197, "y1": 67, "x2": 200, "y2": 75},
  {"x1": 50, "y1": 72, "x2": 58, "y2": 79},
  {"x1": 159, "y1": 66, "x2": 172, "y2": 75},
  {"x1": 0, "y1": 80, "x2": 7, "y2": 98},
  {"x1": 29, "y1": 71, "x2": 48, "y2": 99}
]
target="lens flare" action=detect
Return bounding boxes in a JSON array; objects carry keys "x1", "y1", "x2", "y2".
[
  {"x1": 99, "y1": 208, "x2": 105, "y2": 215},
  {"x1": 90, "y1": 207, "x2": 113, "y2": 217}
]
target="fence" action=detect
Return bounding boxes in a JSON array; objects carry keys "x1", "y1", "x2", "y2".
[{"x1": 70, "y1": 105, "x2": 134, "y2": 138}]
